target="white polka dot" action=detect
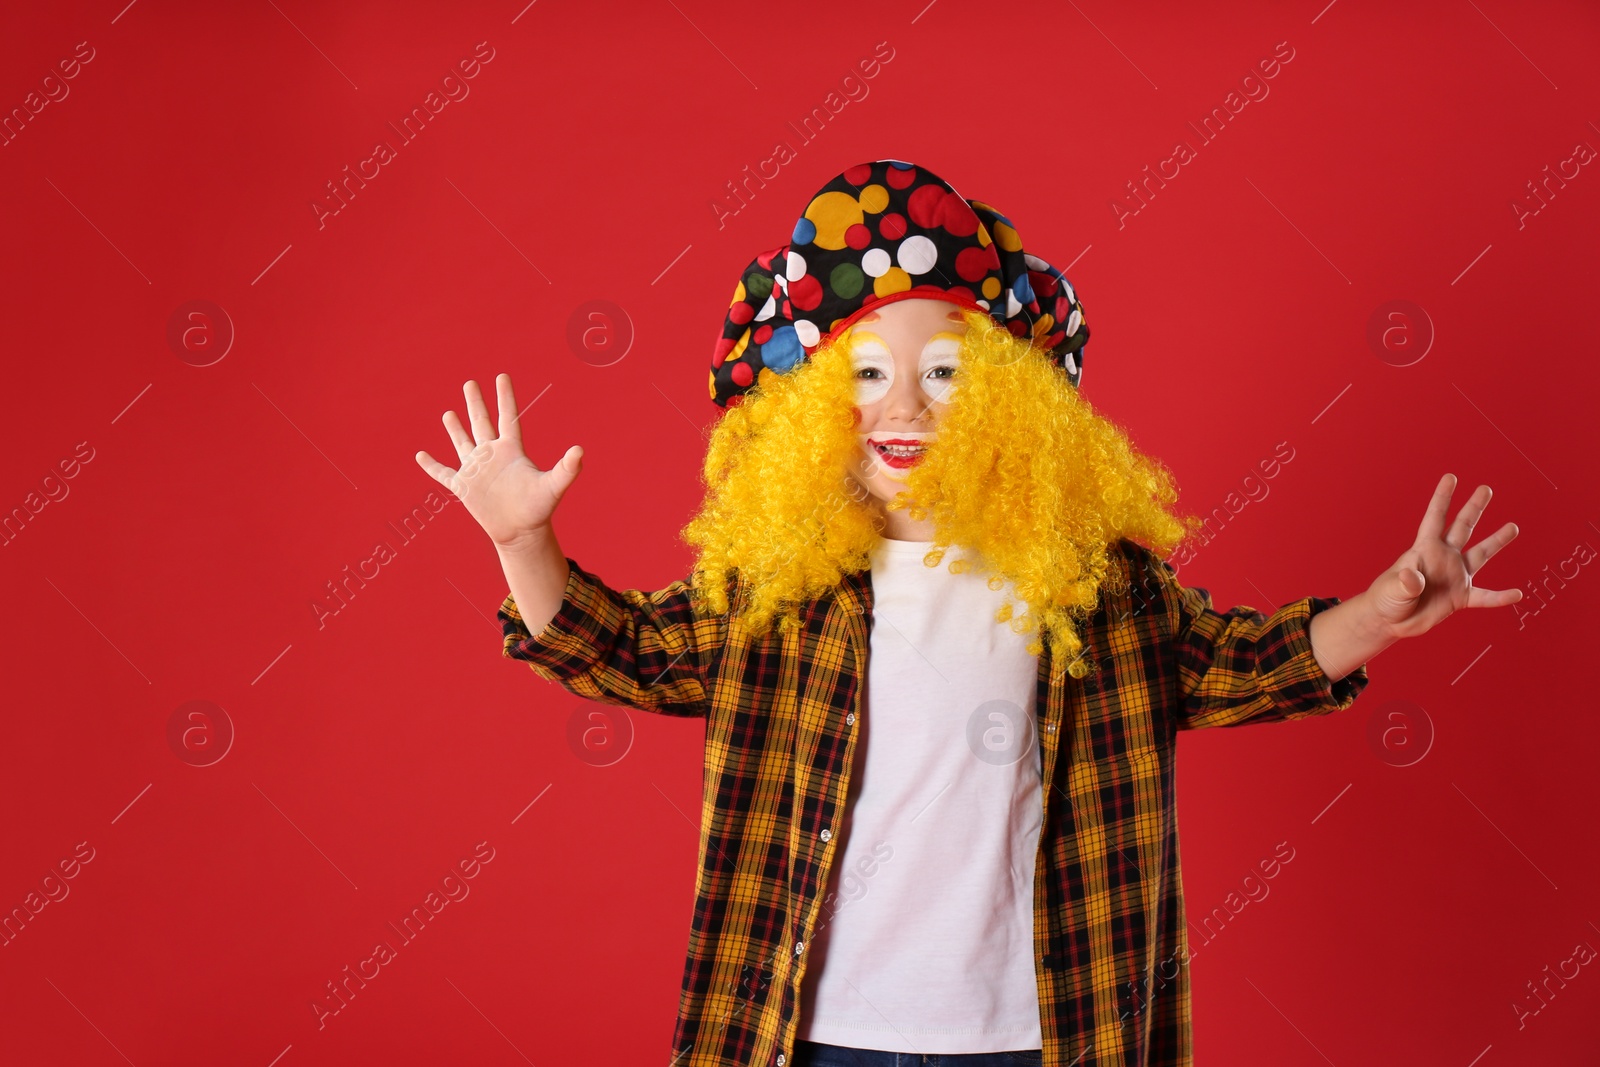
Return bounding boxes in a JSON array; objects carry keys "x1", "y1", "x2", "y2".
[
  {"x1": 862, "y1": 248, "x2": 891, "y2": 278},
  {"x1": 786, "y1": 251, "x2": 807, "y2": 281},
  {"x1": 1006, "y1": 291, "x2": 1022, "y2": 318},
  {"x1": 1065, "y1": 308, "x2": 1081, "y2": 335},
  {"x1": 897, "y1": 235, "x2": 938, "y2": 275},
  {"x1": 976, "y1": 299, "x2": 990, "y2": 311},
  {"x1": 1062, "y1": 279, "x2": 1077, "y2": 304},
  {"x1": 1024, "y1": 253, "x2": 1049, "y2": 272},
  {"x1": 794, "y1": 319, "x2": 819, "y2": 347},
  {"x1": 755, "y1": 294, "x2": 776, "y2": 322}
]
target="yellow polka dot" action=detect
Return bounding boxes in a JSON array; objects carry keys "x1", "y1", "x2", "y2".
[
  {"x1": 707, "y1": 369, "x2": 717, "y2": 399},
  {"x1": 977, "y1": 224, "x2": 991, "y2": 248},
  {"x1": 805, "y1": 191, "x2": 865, "y2": 250},
  {"x1": 874, "y1": 267, "x2": 912, "y2": 297},
  {"x1": 981, "y1": 277, "x2": 1002, "y2": 299},
  {"x1": 1033, "y1": 313, "x2": 1055, "y2": 337},
  {"x1": 731, "y1": 279, "x2": 746, "y2": 305},
  {"x1": 994, "y1": 222, "x2": 1022, "y2": 252},
  {"x1": 729, "y1": 332, "x2": 750, "y2": 360},
  {"x1": 858, "y1": 184, "x2": 890, "y2": 214},
  {"x1": 758, "y1": 367, "x2": 780, "y2": 391}
]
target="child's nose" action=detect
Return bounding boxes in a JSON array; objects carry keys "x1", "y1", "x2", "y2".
[{"x1": 885, "y1": 378, "x2": 934, "y2": 421}]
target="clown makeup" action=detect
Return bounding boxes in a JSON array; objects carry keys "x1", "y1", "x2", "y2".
[
  {"x1": 844, "y1": 298, "x2": 970, "y2": 540},
  {"x1": 850, "y1": 333, "x2": 963, "y2": 409}
]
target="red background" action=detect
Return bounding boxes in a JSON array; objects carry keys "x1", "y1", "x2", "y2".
[{"x1": 2, "y1": 0, "x2": 1597, "y2": 1063}]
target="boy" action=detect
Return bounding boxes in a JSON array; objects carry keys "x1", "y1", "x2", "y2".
[{"x1": 415, "y1": 160, "x2": 1521, "y2": 1067}]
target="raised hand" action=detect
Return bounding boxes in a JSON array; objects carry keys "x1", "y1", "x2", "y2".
[
  {"x1": 414, "y1": 373, "x2": 584, "y2": 550},
  {"x1": 1366, "y1": 473, "x2": 1523, "y2": 641}
]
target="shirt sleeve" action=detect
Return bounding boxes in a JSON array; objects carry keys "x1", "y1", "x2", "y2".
[
  {"x1": 1144, "y1": 549, "x2": 1371, "y2": 731},
  {"x1": 498, "y1": 556, "x2": 727, "y2": 718}
]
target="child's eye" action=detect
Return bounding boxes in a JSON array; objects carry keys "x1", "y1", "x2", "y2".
[
  {"x1": 928, "y1": 366, "x2": 957, "y2": 380},
  {"x1": 855, "y1": 367, "x2": 883, "y2": 380}
]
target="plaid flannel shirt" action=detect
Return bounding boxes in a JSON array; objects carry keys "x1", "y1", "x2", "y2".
[{"x1": 498, "y1": 538, "x2": 1370, "y2": 1067}]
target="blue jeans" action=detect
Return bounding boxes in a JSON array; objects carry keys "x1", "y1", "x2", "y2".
[{"x1": 791, "y1": 1039, "x2": 1045, "y2": 1066}]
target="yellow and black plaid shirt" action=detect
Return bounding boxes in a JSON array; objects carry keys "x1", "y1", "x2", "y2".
[{"x1": 498, "y1": 538, "x2": 1370, "y2": 1067}]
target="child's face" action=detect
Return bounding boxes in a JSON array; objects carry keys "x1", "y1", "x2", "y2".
[{"x1": 846, "y1": 297, "x2": 969, "y2": 506}]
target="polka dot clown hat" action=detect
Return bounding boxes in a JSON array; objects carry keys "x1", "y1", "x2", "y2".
[{"x1": 709, "y1": 159, "x2": 1089, "y2": 409}]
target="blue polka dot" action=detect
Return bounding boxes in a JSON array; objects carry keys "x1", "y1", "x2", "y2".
[
  {"x1": 1012, "y1": 274, "x2": 1035, "y2": 305},
  {"x1": 762, "y1": 325, "x2": 803, "y2": 372},
  {"x1": 887, "y1": 160, "x2": 913, "y2": 170},
  {"x1": 792, "y1": 218, "x2": 816, "y2": 245}
]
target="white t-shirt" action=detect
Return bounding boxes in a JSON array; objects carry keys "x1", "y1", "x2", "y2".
[{"x1": 795, "y1": 537, "x2": 1044, "y2": 1053}]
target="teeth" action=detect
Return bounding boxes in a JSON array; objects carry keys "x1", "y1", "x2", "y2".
[{"x1": 875, "y1": 443, "x2": 924, "y2": 457}]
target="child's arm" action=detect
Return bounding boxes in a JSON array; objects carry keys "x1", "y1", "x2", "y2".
[
  {"x1": 1142, "y1": 473, "x2": 1520, "y2": 732},
  {"x1": 415, "y1": 372, "x2": 727, "y2": 715},
  {"x1": 1158, "y1": 563, "x2": 1371, "y2": 731},
  {"x1": 494, "y1": 522, "x2": 572, "y2": 637},
  {"x1": 1109, "y1": 539, "x2": 1367, "y2": 730},
  {"x1": 498, "y1": 555, "x2": 726, "y2": 718}
]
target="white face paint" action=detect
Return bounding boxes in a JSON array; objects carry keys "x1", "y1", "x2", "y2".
[
  {"x1": 850, "y1": 333, "x2": 962, "y2": 407},
  {"x1": 850, "y1": 336, "x2": 895, "y2": 407},
  {"x1": 916, "y1": 334, "x2": 962, "y2": 405}
]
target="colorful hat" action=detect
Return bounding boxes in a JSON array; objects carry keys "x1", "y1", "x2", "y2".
[{"x1": 709, "y1": 159, "x2": 1089, "y2": 408}]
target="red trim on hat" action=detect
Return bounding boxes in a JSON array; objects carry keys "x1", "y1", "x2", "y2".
[{"x1": 814, "y1": 288, "x2": 989, "y2": 351}]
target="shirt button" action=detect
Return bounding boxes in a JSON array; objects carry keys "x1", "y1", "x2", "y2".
[
  {"x1": 778, "y1": 1056, "x2": 786, "y2": 1066},
  {"x1": 820, "y1": 828, "x2": 832, "y2": 842},
  {"x1": 794, "y1": 940, "x2": 805, "y2": 956},
  {"x1": 846, "y1": 712, "x2": 856, "y2": 726},
  {"x1": 1046, "y1": 723, "x2": 1056, "y2": 733}
]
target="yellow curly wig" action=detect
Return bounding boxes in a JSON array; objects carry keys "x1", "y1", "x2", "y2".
[{"x1": 681, "y1": 305, "x2": 1205, "y2": 671}]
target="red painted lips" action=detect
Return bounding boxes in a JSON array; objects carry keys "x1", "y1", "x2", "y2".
[{"x1": 870, "y1": 438, "x2": 928, "y2": 470}]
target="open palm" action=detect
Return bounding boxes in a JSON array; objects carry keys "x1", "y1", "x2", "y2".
[
  {"x1": 1367, "y1": 473, "x2": 1522, "y2": 641},
  {"x1": 414, "y1": 373, "x2": 583, "y2": 550}
]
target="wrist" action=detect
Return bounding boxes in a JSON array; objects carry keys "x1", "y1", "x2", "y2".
[
  {"x1": 1349, "y1": 589, "x2": 1401, "y2": 652},
  {"x1": 494, "y1": 524, "x2": 557, "y2": 558}
]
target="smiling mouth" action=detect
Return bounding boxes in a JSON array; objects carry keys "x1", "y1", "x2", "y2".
[{"x1": 869, "y1": 439, "x2": 930, "y2": 470}]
